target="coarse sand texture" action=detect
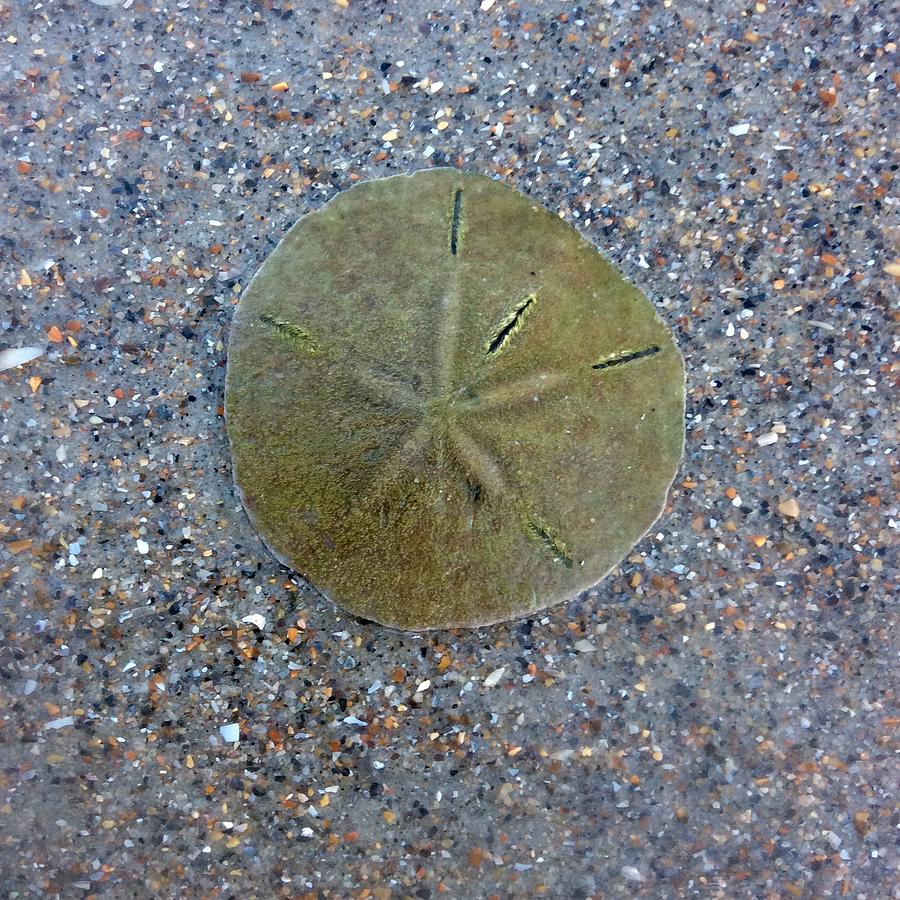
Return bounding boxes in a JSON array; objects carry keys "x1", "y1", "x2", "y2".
[{"x1": 226, "y1": 169, "x2": 685, "y2": 629}]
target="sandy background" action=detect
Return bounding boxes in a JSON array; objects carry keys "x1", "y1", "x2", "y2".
[{"x1": 1, "y1": 1, "x2": 896, "y2": 897}]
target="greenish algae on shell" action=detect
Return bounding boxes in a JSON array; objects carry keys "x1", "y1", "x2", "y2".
[{"x1": 225, "y1": 169, "x2": 685, "y2": 630}]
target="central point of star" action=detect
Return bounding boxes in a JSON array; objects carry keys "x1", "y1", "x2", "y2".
[
  {"x1": 426, "y1": 395, "x2": 455, "y2": 422},
  {"x1": 425, "y1": 386, "x2": 478, "y2": 426}
]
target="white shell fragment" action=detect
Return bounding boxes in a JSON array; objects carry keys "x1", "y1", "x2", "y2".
[
  {"x1": 43, "y1": 716, "x2": 75, "y2": 730},
  {"x1": 0, "y1": 347, "x2": 43, "y2": 373},
  {"x1": 219, "y1": 722, "x2": 240, "y2": 743}
]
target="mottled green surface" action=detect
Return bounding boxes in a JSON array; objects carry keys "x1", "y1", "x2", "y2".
[{"x1": 225, "y1": 169, "x2": 684, "y2": 629}]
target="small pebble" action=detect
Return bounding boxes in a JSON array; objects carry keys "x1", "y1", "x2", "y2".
[{"x1": 778, "y1": 498, "x2": 800, "y2": 518}]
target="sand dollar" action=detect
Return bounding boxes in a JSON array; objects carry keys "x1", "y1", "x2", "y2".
[{"x1": 225, "y1": 169, "x2": 684, "y2": 629}]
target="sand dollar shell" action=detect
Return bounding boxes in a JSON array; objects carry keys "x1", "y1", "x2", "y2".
[{"x1": 225, "y1": 169, "x2": 684, "y2": 629}]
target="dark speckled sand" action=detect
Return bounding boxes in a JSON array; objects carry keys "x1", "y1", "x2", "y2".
[{"x1": 1, "y1": 1, "x2": 896, "y2": 897}]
